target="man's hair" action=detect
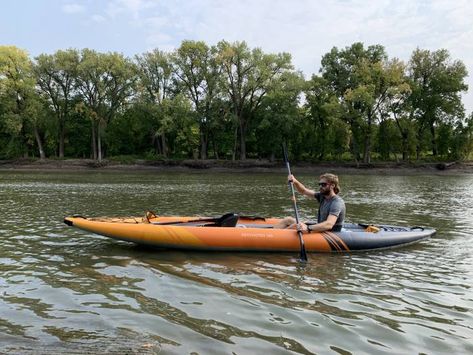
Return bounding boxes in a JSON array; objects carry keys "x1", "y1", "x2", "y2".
[{"x1": 320, "y1": 173, "x2": 341, "y2": 194}]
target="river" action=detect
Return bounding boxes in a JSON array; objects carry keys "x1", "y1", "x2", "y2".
[{"x1": 0, "y1": 170, "x2": 472, "y2": 354}]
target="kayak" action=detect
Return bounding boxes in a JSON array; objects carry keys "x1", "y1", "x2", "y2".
[{"x1": 63, "y1": 212, "x2": 435, "y2": 252}]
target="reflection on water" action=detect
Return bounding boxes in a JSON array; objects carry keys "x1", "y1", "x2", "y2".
[{"x1": 0, "y1": 170, "x2": 472, "y2": 354}]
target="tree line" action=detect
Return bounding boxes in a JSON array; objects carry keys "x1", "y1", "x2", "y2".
[{"x1": 0, "y1": 41, "x2": 471, "y2": 163}]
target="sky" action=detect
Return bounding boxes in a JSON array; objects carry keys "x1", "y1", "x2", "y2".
[{"x1": 1, "y1": 0, "x2": 472, "y2": 114}]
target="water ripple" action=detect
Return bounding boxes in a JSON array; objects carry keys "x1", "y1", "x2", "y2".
[{"x1": 1, "y1": 171, "x2": 472, "y2": 353}]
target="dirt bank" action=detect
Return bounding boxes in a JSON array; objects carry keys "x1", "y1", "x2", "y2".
[{"x1": 1, "y1": 158, "x2": 472, "y2": 175}]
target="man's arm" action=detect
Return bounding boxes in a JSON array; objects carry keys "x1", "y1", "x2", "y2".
[
  {"x1": 306, "y1": 215, "x2": 338, "y2": 233},
  {"x1": 289, "y1": 175, "x2": 316, "y2": 198}
]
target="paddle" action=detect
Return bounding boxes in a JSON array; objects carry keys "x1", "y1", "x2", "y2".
[
  {"x1": 151, "y1": 212, "x2": 239, "y2": 227},
  {"x1": 282, "y1": 144, "x2": 308, "y2": 262}
]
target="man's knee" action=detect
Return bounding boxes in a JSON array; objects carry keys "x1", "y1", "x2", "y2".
[
  {"x1": 275, "y1": 216, "x2": 296, "y2": 229},
  {"x1": 284, "y1": 217, "x2": 296, "y2": 225}
]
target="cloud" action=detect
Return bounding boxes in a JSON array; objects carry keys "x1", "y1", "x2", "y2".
[
  {"x1": 133, "y1": 0, "x2": 473, "y2": 111},
  {"x1": 105, "y1": 0, "x2": 156, "y2": 19},
  {"x1": 54, "y1": 0, "x2": 473, "y2": 112},
  {"x1": 91, "y1": 14, "x2": 106, "y2": 23},
  {"x1": 62, "y1": 3, "x2": 86, "y2": 14}
]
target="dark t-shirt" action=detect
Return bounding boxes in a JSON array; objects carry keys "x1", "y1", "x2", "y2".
[{"x1": 314, "y1": 192, "x2": 346, "y2": 231}]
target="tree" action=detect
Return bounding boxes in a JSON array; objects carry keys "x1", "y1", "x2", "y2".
[
  {"x1": 377, "y1": 119, "x2": 401, "y2": 160},
  {"x1": 255, "y1": 71, "x2": 304, "y2": 160},
  {"x1": 321, "y1": 43, "x2": 412, "y2": 163},
  {"x1": 408, "y1": 48, "x2": 468, "y2": 158},
  {"x1": 217, "y1": 41, "x2": 293, "y2": 160},
  {"x1": 34, "y1": 49, "x2": 79, "y2": 158},
  {"x1": 157, "y1": 94, "x2": 197, "y2": 158},
  {"x1": 451, "y1": 113, "x2": 473, "y2": 160},
  {"x1": 135, "y1": 49, "x2": 175, "y2": 157},
  {"x1": 376, "y1": 59, "x2": 413, "y2": 161},
  {"x1": 0, "y1": 46, "x2": 45, "y2": 159},
  {"x1": 173, "y1": 40, "x2": 222, "y2": 159},
  {"x1": 76, "y1": 49, "x2": 137, "y2": 161},
  {"x1": 305, "y1": 75, "x2": 347, "y2": 160}
]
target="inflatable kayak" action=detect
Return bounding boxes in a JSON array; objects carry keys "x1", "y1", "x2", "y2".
[{"x1": 64, "y1": 212, "x2": 435, "y2": 253}]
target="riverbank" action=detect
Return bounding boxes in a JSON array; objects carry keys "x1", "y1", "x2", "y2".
[{"x1": 1, "y1": 158, "x2": 472, "y2": 175}]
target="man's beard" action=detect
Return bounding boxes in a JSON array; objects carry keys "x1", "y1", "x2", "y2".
[{"x1": 320, "y1": 189, "x2": 331, "y2": 196}]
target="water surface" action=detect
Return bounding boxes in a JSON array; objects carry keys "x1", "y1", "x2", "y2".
[{"x1": 0, "y1": 170, "x2": 472, "y2": 354}]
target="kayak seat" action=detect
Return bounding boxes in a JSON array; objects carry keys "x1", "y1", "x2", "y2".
[{"x1": 212, "y1": 213, "x2": 239, "y2": 227}]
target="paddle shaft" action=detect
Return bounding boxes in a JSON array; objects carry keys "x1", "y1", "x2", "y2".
[
  {"x1": 153, "y1": 214, "x2": 265, "y2": 225},
  {"x1": 152, "y1": 217, "x2": 218, "y2": 225},
  {"x1": 151, "y1": 212, "x2": 239, "y2": 226},
  {"x1": 283, "y1": 146, "x2": 308, "y2": 262}
]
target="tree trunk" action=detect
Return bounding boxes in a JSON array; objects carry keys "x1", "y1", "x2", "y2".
[
  {"x1": 401, "y1": 132, "x2": 408, "y2": 161},
  {"x1": 363, "y1": 134, "x2": 371, "y2": 163},
  {"x1": 91, "y1": 121, "x2": 97, "y2": 160},
  {"x1": 232, "y1": 125, "x2": 238, "y2": 161},
  {"x1": 349, "y1": 121, "x2": 361, "y2": 164},
  {"x1": 33, "y1": 124, "x2": 46, "y2": 160},
  {"x1": 210, "y1": 131, "x2": 219, "y2": 159},
  {"x1": 239, "y1": 117, "x2": 247, "y2": 160},
  {"x1": 416, "y1": 124, "x2": 425, "y2": 161},
  {"x1": 97, "y1": 125, "x2": 102, "y2": 161},
  {"x1": 416, "y1": 133, "x2": 421, "y2": 161},
  {"x1": 161, "y1": 134, "x2": 168, "y2": 158},
  {"x1": 200, "y1": 129, "x2": 207, "y2": 160},
  {"x1": 363, "y1": 142, "x2": 371, "y2": 163},
  {"x1": 59, "y1": 117, "x2": 65, "y2": 158},
  {"x1": 363, "y1": 114, "x2": 372, "y2": 164},
  {"x1": 393, "y1": 113, "x2": 409, "y2": 162},
  {"x1": 152, "y1": 134, "x2": 160, "y2": 155},
  {"x1": 430, "y1": 123, "x2": 437, "y2": 156},
  {"x1": 239, "y1": 135, "x2": 246, "y2": 160}
]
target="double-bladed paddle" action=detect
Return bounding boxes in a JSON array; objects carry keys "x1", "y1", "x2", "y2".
[
  {"x1": 151, "y1": 212, "x2": 239, "y2": 227},
  {"x1": 282, "y1": 144, "x2": 308, "y2": 262}
]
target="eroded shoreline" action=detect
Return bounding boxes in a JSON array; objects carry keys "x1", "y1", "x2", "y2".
[{"x1": 1, "y1": 158, "x2": 472, "y2": 175}]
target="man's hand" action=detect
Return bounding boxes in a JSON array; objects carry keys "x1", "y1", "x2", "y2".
[{"x1": 289, "y1": 222, "x2": 309, "y2": 233}]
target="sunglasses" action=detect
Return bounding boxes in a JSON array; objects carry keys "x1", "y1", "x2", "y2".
[{"x1": 318, "y1": 182, "x2": 329, "y2": 187}]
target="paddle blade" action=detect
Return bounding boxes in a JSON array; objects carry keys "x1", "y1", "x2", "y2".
[
  {"x1": 299, "y1": 247, "x2": 308, "y2": 262},
  {"x1": 297, "y1": 231, "x2": 308, "y2": 262},
  {"x1": 282, "y1": 142, "x2": 309, "y2": 263}
]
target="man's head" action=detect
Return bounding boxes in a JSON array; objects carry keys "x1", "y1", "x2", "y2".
[{"x1": 318, "y1": 173, "x2": 340, "y2": 195}]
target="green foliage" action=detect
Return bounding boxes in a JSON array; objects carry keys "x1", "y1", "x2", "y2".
[
  {"x1": 320, "y1": 43, "x2": 413, "y2": 163},
  {"x1": 76, "y1": 50, "x2": 137, "y2": 160},
  {"x1": 305, "y1": 75, "x2": 349, "y2": 160},
  {"x1": 64, "y1": 105, "x2": 92, "y2": 158},
  {"x1": 0, "y1": 45, "x2": 47, "y2": 158},
  {"x1": 448, "y1": 114, "x2": 473, "y2": 160},
  {"x1": 216, "y1": 40, "x2": 294, "y2": 159},
  {"x1": 255, "y1": 71, "x2": 305, "y2": 160},
  {"x1": 408, "y1": 48, "x2": 468, "y2": 157},
  {"x1": 172, "y1": 40, "x2": 221, "y2": 159},
  {"x1": 377, "y1": 119, "x2": 401, "y2": 160},
  {"x1": 0, "y1": 42, "x2": 471, "y2": 163},
  {"x1": 34, "y1": 49, "x2": 80, "y2": 158}
]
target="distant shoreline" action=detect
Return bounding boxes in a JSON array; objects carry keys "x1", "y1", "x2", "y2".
[{"x1": 1, "y1": 158, "x2": 472, "y2": 175}]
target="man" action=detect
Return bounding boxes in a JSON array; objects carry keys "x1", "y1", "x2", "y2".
[{"x1": 275, "y1": 173, "x2": 346, "y2": 232}]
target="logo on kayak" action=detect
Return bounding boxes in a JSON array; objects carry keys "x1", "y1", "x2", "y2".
[{"x1": 241, "y1": 232, "x2": 274, "y2": 238}]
